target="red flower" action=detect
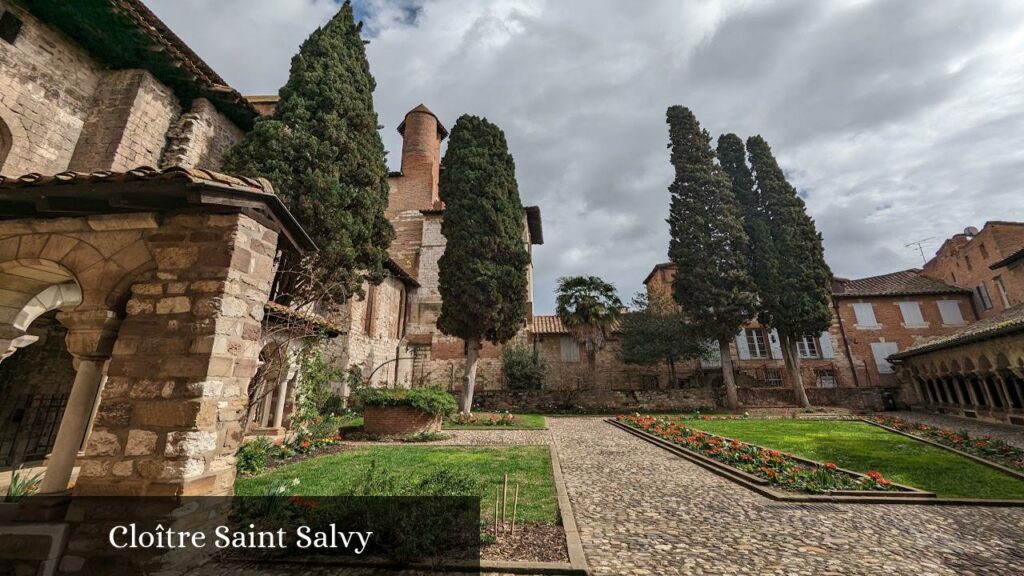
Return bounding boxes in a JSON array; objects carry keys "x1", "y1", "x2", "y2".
[{"x1": 824, "y1": 462, "x2": 837, "y2": 471}]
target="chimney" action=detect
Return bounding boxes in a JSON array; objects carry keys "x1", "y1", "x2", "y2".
[{"x1": 395, "y1": 104, "x2": 448, "y2": 210}]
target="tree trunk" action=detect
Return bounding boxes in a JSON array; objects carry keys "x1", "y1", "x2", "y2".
[
  {"x1": 668, "y1": 355, "x2": 676, "y2": 388},
  {"x1": 719, "y1": 340, "x2": 739, "y2": 410},
  {"x1": 461, "y1": 337, "x2": 480, "y2": 413},
  {"x1": 780, "y1": 333, "x2": 811, "y2": 408}
]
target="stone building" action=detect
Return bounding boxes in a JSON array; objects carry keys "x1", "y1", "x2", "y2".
[
  {"x1": 891, "y1": 304, "x2": 1024, "y2": 426},
  {"x1": 383, "y1": 105, "x2": 544, "y2": 392},
  {"x1": 921, "y1": 221, "x2": 1024, "y2": 320},
  {"x1": 831, "y1": 269, "x2": 977, "y2": 387}
]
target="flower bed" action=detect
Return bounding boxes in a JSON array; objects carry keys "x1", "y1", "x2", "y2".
[
  {"x1": 617, "y1": 414, "x2": 898, "y2": 494},
  {"x1": 871, "y1": 415, "x2": 1024, "y2": 472}
]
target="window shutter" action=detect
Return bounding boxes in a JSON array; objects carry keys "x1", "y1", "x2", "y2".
[
  {"x1": 768, "y1": 329, "x2": 784, "y2": 360},
  {"x1": 937, "y1": 300, "x2": 964, "y2": 325},
  {"x1": 701, "y1": 340, "x2": 721, "y2": 368},
  {"x1": 897, "y1": 302, "x2": 925, "y2": 326},
  {"x1": 735, "y1": 330, "x2": 750, "y2": 360},
  {"x1": 560, "y1": 337, "x2": 580, "y2": 362},
  {"x1": 869, "y1": 342, "x2": 899, "y2": 374},
  {"x1": 852, "y1": 303, "x2": 877, "y2": 327},
  {"x1": 818, "y1": 331, "x2": 834, "y2": 359}
]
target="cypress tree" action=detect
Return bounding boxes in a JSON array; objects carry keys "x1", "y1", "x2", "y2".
[
  {"x1": 747, "y1": 135, "x2": 834, "y2": 407},
  {"x1": 224, "y1": 1, "x2": 393, "y2": 303},
  {"x1": 717, "y1": 134, "x2": 780, "y2": 327},
  {"x1": 666, "y1": 106, "x2": 758, "y2": 410},
  {"x1": 437, "y1": 115, "x2": 530, "y2": 413}
]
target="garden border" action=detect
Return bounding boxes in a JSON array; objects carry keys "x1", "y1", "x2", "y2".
[
  {"x1": 232, "y1": 443, "x2": 588, "y2": 575},
  {"x1": 861, "y1": 418, "x2": 1024, "y2": 482},
  {"x1": 606, "y1": 418, "x2": 1024, "y2": 507}
]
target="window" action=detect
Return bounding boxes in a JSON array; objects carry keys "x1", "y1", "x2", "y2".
[
  {"x1": 979, "y1": 243, "x2": 989, "y2": 260},
  {"x1": 951, "y1": 272, "x2": 957, "y2": 283},
  {"x1": 0, "y1": 11, "x2": 22, "y2": 44},
  {"x1": 937, "y1": 300, "x2": 965, "y2": 325},
  {"x1": 744, "y1": 328, "x2": 769, "y2": 359},
  {"x1": 965, "y1": 255, "x2": 973, "y2": 271},
  {"x1": 815, "y1": 369, "x2": 838, "y2": 388},
  {"x1": 764, "y1": 368, "x2": 784, "y2": 387},
  {"x1": 897, "y1": 301, "x2": 925, "y2": 327},
  {"x1": 796, "y1": 335, "x2": 820, "y2": 359},
  {"x1": 852, "y1": 303, "x2": 878, "y2": 327},
  {"x1": 869, "y1": 341, "x2": 899, "y2": 374},
  {"x1": 976, "y1": 283, "x2": 993, "y2": 310},
  {"x1": 560, "y1": 336, "x2": 580, "y2": 362},
  {"x1": 994, "y1": 276, "x2": 1011, "y2": 308}
]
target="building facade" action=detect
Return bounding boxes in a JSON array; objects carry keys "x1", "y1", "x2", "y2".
[{"x1": 921, "y1": 222, "x2": 1024, "y2": 320}]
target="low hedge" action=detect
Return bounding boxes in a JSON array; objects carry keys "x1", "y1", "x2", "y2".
[{"x1": 357, "y1": 386, "x2": 458, "y2": 417}]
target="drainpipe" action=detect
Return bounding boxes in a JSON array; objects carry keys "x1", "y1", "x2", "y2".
[{"x1": 832, "y1": 297, "x2": 861, "y2": 387}]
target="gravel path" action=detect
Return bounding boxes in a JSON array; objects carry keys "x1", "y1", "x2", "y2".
[
  {"x1": 550, "y1": 417, "x2": 1024, "y2": 576},
  {"x1": 882, "y1": 411, "x2": 1024, "y2": 450}
]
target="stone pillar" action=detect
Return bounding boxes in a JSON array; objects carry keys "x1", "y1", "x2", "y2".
[
  {"x1": 38, "y1": 309, "x2": 121, "y2": 495},
  {"x1": 996, "y1": 375, "x2": 1016, "y2": 411},
  {"x1": 272, "y1": 376, "x2": 289, "y2": 429},
  {"x1": 949, "y1": 377, "x2": 967, "y2": 407},
  {"x1": 976, "y1": 375, "x2": 994, "y2": 408},
  {"x1": 73, "y1": 213, "x2": 278, "y2": 497}
]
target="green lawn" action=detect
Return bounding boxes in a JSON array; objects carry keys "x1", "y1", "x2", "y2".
[
  {"x1": 235, "y1": 445, "x2": 558, "y2": 523},
  {"x1": 443, "y1": 413, "x2": 546, "y2": 430},
  {"x1": 682, "y1": 419, "x2": 1024, "y2": 499}
]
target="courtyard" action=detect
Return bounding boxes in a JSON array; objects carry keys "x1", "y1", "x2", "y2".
[{"x1": 210, "y1": 411, "x2": 1024, "y2": 576}]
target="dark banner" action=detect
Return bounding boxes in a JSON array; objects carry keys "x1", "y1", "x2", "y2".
[{"x1": 0, "y1": 496, "x2": 481, "y2": 575}]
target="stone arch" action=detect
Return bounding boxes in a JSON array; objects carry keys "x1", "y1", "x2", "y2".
[
  {"x1": 0, "y1": 115, "x2": 11, "y2": 174},
  {"x1": 0, "y1": 259, "x2": 82, "y2": 361}
]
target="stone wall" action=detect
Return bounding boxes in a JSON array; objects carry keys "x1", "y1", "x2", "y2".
[
  {"x1": 160, "y1": 98, "x2": 245, "y2": 170},
  {"x1": 737, "y1": 386, "x2": 902, "y2": 411},
  {"x1": 69, "y1": 69, "x2": 180, "y2": 171},
  {"x1": 0, "y1": 2, "x2": 246, "y2": 177},
  {"x1": 331, "y1": 275, "x2": 413, "y2": 387},
  {"x1": 76, "y1": 212, "x2": 278, "y2": 497},
  {"x1": 0, "y1": 0, "x2": 103, "y2": 175},
  {"x1": 471, "y1": 387, "x2": 717, "y2": 413}
]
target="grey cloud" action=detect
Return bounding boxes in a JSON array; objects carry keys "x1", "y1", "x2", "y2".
[{"x1": 145, "y1": 0, "x2": 1024, "y2": 312}]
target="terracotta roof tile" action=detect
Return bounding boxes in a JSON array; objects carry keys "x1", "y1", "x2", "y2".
[
  {"x1": 832, "y1": 269, "x2": 968, "y2": 297},
  {"x1": 892, "y1": 304, "x2": 1024, "y2": 359},
  {"x1": 530, "y1": 315, "x2": 622, "y2": 335}
]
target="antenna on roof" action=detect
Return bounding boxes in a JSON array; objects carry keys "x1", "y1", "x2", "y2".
[{"x1": 905, "y1": 237, "x2": 936, "y2": 265}]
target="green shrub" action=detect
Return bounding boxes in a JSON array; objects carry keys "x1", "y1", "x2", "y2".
[
  {"x1": 4, "y1": 465, "x2": 42, "y2": 502},
  {"x1": 321, "y1": 393, "x2": 345, "y2": 416},
  {"x1": 236, "y1": 437, "x2": 273, "y2": 476},
  {"x1": 357, "y1": 460, "x2": 403, "y2": 496},
  {"x1": 357, "y1": 386, "x2": 457, "y2": 417},
  {"x1": 501, "y1": 345, "x2": 546, "y2": 390}
]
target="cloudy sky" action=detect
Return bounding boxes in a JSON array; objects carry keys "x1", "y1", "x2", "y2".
[{"x1": 146, "y1": 0, "x2": 1024, "y2": 313}]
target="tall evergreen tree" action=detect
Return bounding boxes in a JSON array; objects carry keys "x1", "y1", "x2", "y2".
[
  {"x1": 666, "y1": 106, "x2": 758, "y2": 410},
  {"x1": 747, "y1": 135, "x2": 834, "y2": 407},
  {"x1": 717, "y1": 134, "x2": 780, "y2": 327},
  {"x1": 437, "y1": 115, "x2": 530, "y2": 413},
  {"x1": 224, "y1": 1, "x2": 393, "y2": 303}
]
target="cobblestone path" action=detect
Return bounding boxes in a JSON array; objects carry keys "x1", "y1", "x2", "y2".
[
  {"x1": 550, "y1": 417, "x2": 1024, "y2": 576},
  {"x1": 883, "y1": 411, "x2": 1024, "y2": 449}
]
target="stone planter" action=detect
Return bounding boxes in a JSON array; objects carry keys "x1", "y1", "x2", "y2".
[
  {"x1": 0, "y1": 502, "x2": 17, "y2": 522},
  {"x1": 363, "y1": 406, "x2": 442, "y2": 436}
]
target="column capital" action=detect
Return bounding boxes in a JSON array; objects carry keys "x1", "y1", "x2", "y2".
[{"x1": 57, "y1": 308, "x2": 122, "y2": 360}]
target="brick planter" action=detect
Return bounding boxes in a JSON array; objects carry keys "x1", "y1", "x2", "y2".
[{"x1": 363, "y1": 406, "x2": 442, "y2": 436}]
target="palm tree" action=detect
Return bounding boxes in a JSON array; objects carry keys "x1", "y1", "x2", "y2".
[{"x1": 555, "y1": 276, "x2": 623, "y2": 376}]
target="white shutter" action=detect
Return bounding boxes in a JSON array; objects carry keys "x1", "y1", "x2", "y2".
[
  {"x1": 897, "y1": 302, "x2": 925, "y2": 326},
  {"x1": 818, "y1": 331, "x2": 834, "y2": 359},
  {"x1": 701, "y1": 340, "x2": 721, "y2": 368},
  {"x1": 852, "y1": 303, "x2": 878, "y2": 327},
  {"x1": 560, "y1": 337, "x2": 580, "y2": 362},
  {"x1": 735, "y1": 330, "x2": 751, "y2": 360},
  {"x1": 768, "y1": 329, "x2": 784, "y2": 360},
  {"x1": 937, "y1": 300, "x2": 965, "y2": 326},
  {"x1": 869, "y1": 342, "x2": 899, "y2": 374}
]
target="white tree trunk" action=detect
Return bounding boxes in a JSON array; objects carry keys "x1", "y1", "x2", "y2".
[
  {"x1": 461, "y1": 337, "x2": 480, "y2": 413},
  {"x1": 719, "y1": 340, "x2": 739, "y2": 410},
  {"x1": 781, "y1": 333, "x2": 812, "y2": 408}
]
